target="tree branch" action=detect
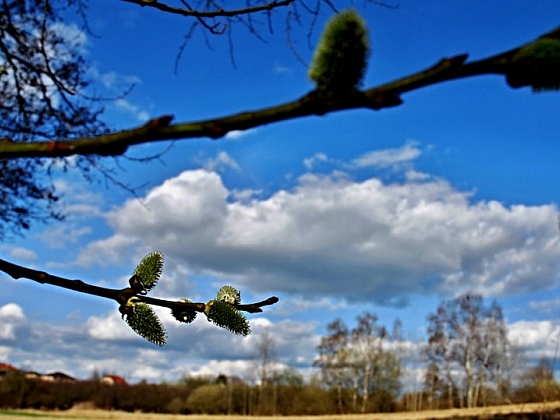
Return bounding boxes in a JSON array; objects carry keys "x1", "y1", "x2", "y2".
[
  {"x1": 0, "y1": 257, "x2": 279, "y2": 314},
  {"x1": 0, "y1": 25, "x2": 558, "y2": 160},
  {"x1": 120, "y1": 0, "x2": 295, "y2": 18}
]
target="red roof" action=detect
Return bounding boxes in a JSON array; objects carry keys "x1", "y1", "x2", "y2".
[
  {"x1": 102, "y1": 374, "x2": 128, "y2": 385},
  {"x1": 0, "y1": 363, "x2": 18, "y2": 372}
]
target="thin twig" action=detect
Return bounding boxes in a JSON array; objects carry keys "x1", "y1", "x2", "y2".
[{"x1": 121, "y1": 0, "x2": 295, "y2": 18}]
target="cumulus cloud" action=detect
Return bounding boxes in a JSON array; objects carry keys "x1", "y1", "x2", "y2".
[{"x1": 74, "y1": 161, "x2": 560, "y2": 307}]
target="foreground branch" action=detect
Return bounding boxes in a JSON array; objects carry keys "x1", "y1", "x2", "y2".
[
  {"x1": 1, "y1": 24, "x2": 558, "y2": 159},
  {"x1": 0, "y1": 257, "x2": 278, "y2": 315}
]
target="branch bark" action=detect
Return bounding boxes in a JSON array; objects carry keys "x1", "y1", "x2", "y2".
[{"x1": 3, "y1": 24, "x2": 558, "y2": 160}]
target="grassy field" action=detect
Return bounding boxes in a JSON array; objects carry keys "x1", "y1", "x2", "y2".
[{"x1": 2, "y1": 402, "x2": 560, "y2": 420}]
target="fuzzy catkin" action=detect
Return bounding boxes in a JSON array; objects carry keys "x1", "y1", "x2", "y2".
[
  {"x1": 205, "y1": 300, "x2": 251, "y2": 336},
  {"x1": 133, "y1": 251, "x2": 164, "y2": 292},
  {"x1": 126, "y1": 302, "x2": 167, "y2": 346},
  {"x1": 309, "y1": 9, "x2": 369, "y2": 99}
]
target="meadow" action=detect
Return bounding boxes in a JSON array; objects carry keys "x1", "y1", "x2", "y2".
[{"x1": 3, "y1": 402, "x2": 560, "y2": 420}]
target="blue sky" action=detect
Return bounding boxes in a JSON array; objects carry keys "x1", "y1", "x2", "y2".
[{"x1": 1, "y1": 0, "x2": 560, "y2": 384}]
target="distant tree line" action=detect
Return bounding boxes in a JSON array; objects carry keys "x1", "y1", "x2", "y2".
[
  {"x1": 0, "y1": 370, "x2": 336, "y2": 414},
  {"x1": 1, "y1": 292, "x2": 558, "y2": 413}
]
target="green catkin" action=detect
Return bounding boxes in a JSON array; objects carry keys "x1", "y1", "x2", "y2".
[
  {"x1": 125, "y1": 302, "x2": 167, "y2": 346},
  {"x1": 133, "y1": 251, "x2": 164, "y2": 292},
  {"x1": 172, "y1": 298, "x2": 198, "y2": 324},
  {"x1": 309, "y1": 9, "x2": 370, "y2": 100},
  {"x1": 205, "y1": 300, "x2": 251, "y2": 336},
  {"x1": 217, "y1": 285, "x2": 241, "y2": 305}
]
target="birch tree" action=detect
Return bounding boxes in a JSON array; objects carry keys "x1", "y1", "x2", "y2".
[
  {"x1": 316, "y1": 312, "x2": 401, "y2": 413},
  {"x1": 425, "y1": 293, "x2": 513, "y2": 408}
]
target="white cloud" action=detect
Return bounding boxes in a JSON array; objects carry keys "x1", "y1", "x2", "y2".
[
  {"x1": 529, "y1": 298, "x2": 560, "y2": 313},
  {"x1": 303, "y1": 152, "x2": 329, "y2": 171},
  {"x1": 508, "y1": 320, "x2": 560, "y2": 360},
  {"x1": 230, "y1": 188, "x2": 262, "y2": 202},
  {"x1": 114, "y1": 98, "x2": 150, "y2": 122},
  {"x1": 87, "y1": 311, "x2": 138, "y2": 341},
  {"x1": 350, "y1": 142, "x2": 421, "y2": 169},
  {"x1": 50, "y1": 22, "x2": 88, "y2": 54},
  {"x1": 0, "y1": 346, "x2": 13, "y2": 361},
  {"x1": 7, "y1": 247, "x2": 37, "y2": 262},
  {"x1": 202, "y1": 151, "x2": 240, "y2": 172},
  {"x1": 41, "y1": 225, "x2": 93, "y2": 251},
  {"x1": 274, "y1": 295, "x2": 348, "y2": 315},
  {"x1": 99, "y1": 71, "x2": 141, "y2": 91},
  {"x1": 189, "y1": 359, "x2": 258, "y2": 379},
  {"x1": 77, "y1": 233, "x2": 137, "y2": 267},
  {"x1": 272, "y1": 61, "x2": 292, "y2": 74},
  {"x1": 86, "y1": 66, "x2": 147, "y2": 121},
  {"x1": 0, "y1": 303, "x2": 26, "y2": 340},
  {"x1": 0, "y1": 303, "x2": 25, "y2": 320},
  {"x1": 224, "y1": 128, "x2": 257, "y2": 140},
  {"x1": 51, "y1": 178, "x2": 104, "y2": 219},
  {"x1": 73, "y1": 161, "x2": 560, "y2": 307}
]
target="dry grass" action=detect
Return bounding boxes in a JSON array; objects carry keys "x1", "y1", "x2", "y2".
[{"x1": 2, "y1": 402, "x2": 560, "y2": 420}]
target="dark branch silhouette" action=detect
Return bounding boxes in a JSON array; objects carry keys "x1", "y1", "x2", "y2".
[{"x1": 121, "y1": 0, "x2": 296, "y2": 18}]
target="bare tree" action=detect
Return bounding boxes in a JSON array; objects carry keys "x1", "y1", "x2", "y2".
[
  {"x1": 256, "y1": 328, "x2": 277, "y2": 386},
  {"x1": 425, "y1": 293, "x2": 514, "y2": 408},
  {"x1": 315, "y1": 318, "x2": 351, "y2": 413},
  {"x1": 253, "y1": 327, "x2": 279, "y2": 414},
  {"x1": 0, "y1": 0, "x2": 111, "y2": 238},
  {"x1": 425, "y1": 304, "x2": 456, "y2": 408},
  {"x1": 315, "y1": 312, "x2": 401, "y2": 413},
  {"x1": 350, "y1": 312, "x2": 389, "y2": 413}
]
